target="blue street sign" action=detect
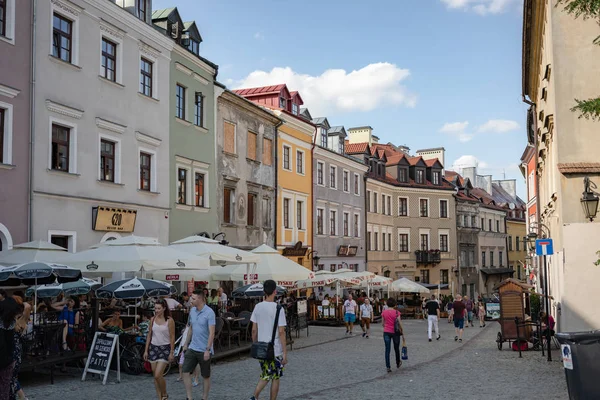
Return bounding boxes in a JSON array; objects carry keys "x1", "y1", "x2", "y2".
[{"x1": 535, "y1": 239, "x2": 554, "y2": 256}]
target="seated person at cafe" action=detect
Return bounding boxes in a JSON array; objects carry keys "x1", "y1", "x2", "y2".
[
  {"x1": 540, "y1": 311, "x2": 555, "y2": 341},
  {"x1": 136, "y1": 312, "x2": 151, "y2": 338},
  {"x1": 322, "y1": 295, "x2": 330, "y2": 306},
  {"x1": 101, "y1": 309, "x2": 124, "y2": 333},
  {"x1": 208, "y1": 289, "x2": 219, "y2": 307},
  {"x1": 163, "y1": 295, "x2": 182, "y2": 310},
  {"x1": 51, "y1": 296, "x2": 81, "y2": 351}
]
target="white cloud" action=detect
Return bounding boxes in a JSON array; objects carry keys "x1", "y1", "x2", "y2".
[
  {"x1": 440, "y1": 0, "x2": 519, "y2": 15},
  {"x1": 254, "y1": 32, "x2": 264, "y2": 40},
  {"x1": 439, "y1": 121, "x2": 474, "y2": 142},
  {"x1": 477, "y1": 119, "x2": 520, "y2": 133},
  {"x1": 232, "y1": 63, "x2": 417, "y2": 115},
  {"x1": 452, "y1": 155, "x2": 488, "y2": 171}
]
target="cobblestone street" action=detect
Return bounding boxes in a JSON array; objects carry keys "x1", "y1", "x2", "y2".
[{"x1": 20, "y1": 319, "x2": 568, "y2": 400}]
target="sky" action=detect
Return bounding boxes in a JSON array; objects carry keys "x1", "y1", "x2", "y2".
[{"x1": 154, "y1": 0, "x2": 528, "y2": 198}]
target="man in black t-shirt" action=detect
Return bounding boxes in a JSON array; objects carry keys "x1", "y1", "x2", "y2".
[{"x1": 425, "y1": 295, "x2": 441, "y2": 342}]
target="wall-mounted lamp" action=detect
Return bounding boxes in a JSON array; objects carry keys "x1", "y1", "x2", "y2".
[{"x1": 581, "y1": 176, "x2": 599, "y2": 222}]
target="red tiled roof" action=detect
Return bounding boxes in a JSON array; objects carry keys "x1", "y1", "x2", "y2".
[
  {"x1": 377, "y1": 149, "x2": 387, "y2": 159},
  {"x1": 444, "y1": 170, "x2": 465, "y2": 186},
  {"x1": 425, "y1": 159, "x2": 442, "y2": 167},
  {"x1": 345, "y1": 142, "x2": 369, "y2": 154},
  {"x1": 386, "y1": 153, "x2": 406, "y2": 166},
  {"x1": 407, "y1": 156, "x2": 423, "y2": 166},
  {"x1": 232, "y1": 84, "x2": 287, "y2": 97}
]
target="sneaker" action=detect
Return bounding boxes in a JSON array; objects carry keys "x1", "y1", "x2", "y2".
[
  {"x1": 397, "y1": 361, "x2": 401, "y2": 368},
  {"x1": 345, "y1": 330, "x2": 349, "y2": 335},
  {"x1": 366, "y1": 335, "x2": 369, "y2": 338},
  {"x1": 387, "y1": 368, "x2": 392, "y2": 373},
  {"x1": 437, "y1": 335, "x2": 441, "y2": 340},
  {"x1": 455, "y1": 336, "x2": 458, "y2": 341},
  {"x1": 362, "y1": 332, "x2": 366, "y2": 338},
  {"x1": 349, "y1": 331, "x2": 353, "y2": 335},
  {"x1": 428, "y1": 339, "x2": 432, "y2": 342},
  {"x1": 459, "y1": 338, "x2": 463, "y2": 343},
  {"x1": 192, "y1": 378, "x2": 199, "y2": 387},
  {"x1": 249, "y1": 397, "x2": 257, "y2": 400}
]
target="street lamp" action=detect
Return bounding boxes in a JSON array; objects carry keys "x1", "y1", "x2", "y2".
[
  {"x1": 212, "y1": 232, "x2": 229, "y2": 245},
  {"x1": 581, "y1": 176, "x2": 599, "y2": 221},
  {"x1": 382, "y1": 266, "x2": 390, "y2": 278},
  {"x1": 307, "y1": 250, "x2": 320, "y2": 271}
]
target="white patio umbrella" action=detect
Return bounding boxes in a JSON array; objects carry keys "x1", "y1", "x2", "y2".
[
  {"x1": 170, "y1": 235, "x2": 260, "y2": 265},
  {"x1": 296, "y1": 272, "x2": 361, "y2": 305},
  {"x1": 390, "y1": 277, "x2": 431, "y2": 293},
  {"x1": 211, "y1": 245, "x2": 314, "y2": 287},
  {"x1": 58, "y1": 235, "x2": 210, "y2": 277},
  {"x1": 149, "y1": 268, "x2": 212, "y2": 284},
  {"x1": 351, "y1": 275, "x2": 393, "y2": 297},
  {"x1": 0, "y1": 240, "x2": 68, "y2": 266}
]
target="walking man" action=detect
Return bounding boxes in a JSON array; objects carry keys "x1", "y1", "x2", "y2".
[
  {"x1": 182, "y1": 290, "x2": 216, "y2": 400},
  {"x1": 452, "y1": 294, "x2": 466, "y2": 342},
  {"x1": 343, "y1": 295, "x2": 358, "y2": 335},
  {"x1": 464, "y1": 295, "x2": 475, "y2": 327},
  {"x1": 249, "y1": 280, "x2": 287, "y2": 400},
  {"x1": 360, "y1": 298, "x2": 373, "y2": 338},
  {"x1": 425, "y1": 295, "x2": 441, "y2": 342}
]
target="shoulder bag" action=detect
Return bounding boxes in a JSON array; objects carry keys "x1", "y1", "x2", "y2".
[
  {"x1": 251, "y1": 305, "x2": 282, "y2": 361},
  {"x1": 394, "y1": 310, "x2": 403, "y2": 336}
]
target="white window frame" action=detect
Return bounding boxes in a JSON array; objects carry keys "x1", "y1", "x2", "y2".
[
  {"x1": 138, "y1": 51, "x2": 159, "y2": 100},
  {"x1": 418, "y1": 197, "x2": 430, "y2": 218},
  {"x1": 0, "y1": 0, "x2": 15, "y2": 45},
  {"x1": 48, "y1": 116, "x2": 78, "y2": 174},
  {"x1": 316, "y1": 207, "x2": 325, "y2": 235},
  {"x1": 367, "y1": 190, "x2": 371, "y2": 212},
  {"x1": 439, "y1": 199, "x2": 448, "y2": 219},
  {"x1": 296, "y1": 200, "x2": 306, "y2": 231},
  {"x1": 373, "y1": 226, "x2": 380, "y2": 251},
  {"x1": 175, "y1": 164, "x2": 192, "y2": 206},
  {"x1": 329, "y1": 209, "x2": 337, "y2": 236},
  {"x1": 354, "y1": 173, "x2": 360, "y2": 196},
  {"x1": 343, "y1": 212, "x2": 350, "y2": 237},
  {"x1": 0, "y1": 101, "x2": 13, "y2": 164},
  {"x1": 99, "y1": 31, "x2": 124, "y2": 84},
  {"x1": 419, "y1": 228, "x2": 431, "y2": 251},
  {"x1": 398, "y1": 228, "x2": 410, "y2": 253},
  {"x1": 438, "y1": 229, "x2": 450, "y2": 252},
  {"x1": 320, "y1": 128, "x2": 328, "y2": 148},
  {"x1": 50, "y1": 2, "x2": 80, "y2": 66},
  {"x1": 47, "y1": 230, "x2": 77, "y2": 253},
  {"x1": 353, "y1": 213, "x2": 360, "y2": 238},
  {"x1": 137, "y1": 146, "x2": 157, "y2": 192},
  {"x1": 398, "y1": 196, "x2": 409, "y2": 217},
  {"x1": 296, "y1": 149, "x2": 305, "y2": 176},
  {"x1": 329, "y1": 165, "x2": 337, "y2": 189},
  {"x1": 342, "y1": 169, "x2": 350, "y2": 193},
  {"x1": 316, "y1": 161, "x2": 324, "y2": 186},
  {"x1": 282, "y1": 144, "x2": 292, "y2": 171},
  {"x1": 282, "y1": 196, "x2": 292, "y2": 229},
  {"x1": 98, "y1": 133, "x2": 122, "y2": 183}
]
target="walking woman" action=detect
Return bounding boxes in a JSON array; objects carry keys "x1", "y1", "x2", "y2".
[
  {"x1": 11, "y1": 293, "x2": 31, "y2": 400},
  {"x1": 0, "y1": 297, "x2": 22, "y2": 400},
  {"x1": 381, "y1": 298, "x2": 403, "y2": 373},
  {"x1": 478, "y1": 302, "x2": 486, "y2": 327},
  {"x1": 144, "y1": 299, "x2": 175, "y2": 400}
]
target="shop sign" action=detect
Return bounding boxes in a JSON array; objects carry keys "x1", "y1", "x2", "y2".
[
  {"x1": 337, "y1": 245, "x2": 358, "y2": 257},
  {"x1": 165, "y1": 275, "x2": 179, "y2": 281},
  {"x1": 92, "y1": 207, "x2": 137, "y2": 232},
  {"x1": 244, "y1": 274, "x2": 259, "y2": 281},
  {"x1": 282, "y1": 241, "x2": 308, "y2": 257}
]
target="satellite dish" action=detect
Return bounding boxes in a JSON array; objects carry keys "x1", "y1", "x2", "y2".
[{"x1": 509, "y1": 203, "x2": 515, "y2": 210}]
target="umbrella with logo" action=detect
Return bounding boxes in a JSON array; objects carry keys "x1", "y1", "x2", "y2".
[
  {"x1": 231, "y1": 283, "x2": 286, "y2": 299},
  {"x1": 96, "y1": 278, "x2": 175, "y2": 299},
  {"x1": 0, "y1": 240, "x2": 69, "y2": 266},
  {"x1": 26, "y1": 277, "x2": 102, "y2": 298}
]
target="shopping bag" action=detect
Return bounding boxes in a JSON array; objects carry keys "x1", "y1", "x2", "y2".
[{"x1": 401, "y1": 337, "x2": 408, "y2": 360}]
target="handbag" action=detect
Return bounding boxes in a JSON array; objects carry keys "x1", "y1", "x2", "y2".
[
  {"x1": 394, "y1": 311, "x2": 403, "y2": 336},
  {"x1": 251, "y1": 305, "x2": 282, "y2": 361},
  {"x1": 401, "y1": 337, "x2": 408, "y2": 360}
]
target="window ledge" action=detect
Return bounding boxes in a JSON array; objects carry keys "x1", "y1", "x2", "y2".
[
  {"x1": 46, "y1": 169, "x2": 80, "y2": 178},
  {"x1": 48, "y1": 55, "x2": 82, "y2": 70},
  {"x1": 98, "y1": 75, "x2": 125, "y2": 89},
  {"x1": 0, "y1": 35, "x2": 14, "y2": 46},
  {"x1": 193, "y1": 207, "x2": 210, "y2": 213},
  {"x1": 138, "y1": 92, "x2": 159, "y2": 103},
  {"x1": 175, "y1": 204, "x2": 193, "y2": 211},
  {"x1": 246, "y1": 158, "x2": 261, "y2": 165},
  {"x1": 175, "y1": 117, "x2": 192, "y2": 127},
  {"x1": 97, "y1": 180, "x2": 125, "y2": 187},
  {"x1": 193, "y1": 125, "x2": 209, "y2": 134},
  {"x1": 221, "y1": 223, "x2": 237, "y2": 228},
  {"x1": 137, "y1": 189, "x2": 160, "y2": 195},
  {"x1": 247, "y1": 226, "x2": 260, "y2": 231},
  {"x1": 262, "y1": 227, "x2": 272, "y2": 232},
  {"x1": 297, "y1": 172, "x2": 306, "y2": 176},
  {"x1": 222, "y1": 151, "x2": 238, "y2": 158},
  {"x1": 0, "y1": 163, "x2": 16, "y2": 170}
]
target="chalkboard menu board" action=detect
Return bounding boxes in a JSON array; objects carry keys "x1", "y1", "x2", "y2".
[{"x1": 82, "y1": 332, "x2": 120, "y2": 385}]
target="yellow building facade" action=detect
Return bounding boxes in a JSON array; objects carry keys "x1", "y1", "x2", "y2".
[{"x1": 507, "y1": 218, "x2": 527, "y2": 281}]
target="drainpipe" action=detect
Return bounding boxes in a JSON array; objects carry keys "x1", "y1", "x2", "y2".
[
  {"x1": 28, "y1": 0, "x2": 37, "y2": 241},
  {"x1": 310, "y1": 126, "x2": 317, "y2": 266},
  {"x1": 273, "y1": 120, "x2": 284, "y2": 249},
  {"x1": 363, "y1": 173, "x2": 368, "y2": 273},
  {"x1": 455, "y1": 194, "x2": 460, "y2": 297}
]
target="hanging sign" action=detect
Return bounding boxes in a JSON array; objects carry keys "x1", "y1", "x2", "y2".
[{"x1": 82, "y1": 332, "x2": 120, "y2": 385}]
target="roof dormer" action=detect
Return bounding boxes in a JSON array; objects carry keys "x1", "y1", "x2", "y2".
[
  {"x1": 408, "y1": 156, "x2": 427, "y2": 184},
  {"x1": 182, "y1": 21, "x2": 203, "y2": 56},
  {"x1": 289, "y1": 91, "x2": 304, "y2": 115}
]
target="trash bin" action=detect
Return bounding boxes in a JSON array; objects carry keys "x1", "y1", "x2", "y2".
[{"x1": 556, "y1": 330, "x2": 600, "y2": 400}]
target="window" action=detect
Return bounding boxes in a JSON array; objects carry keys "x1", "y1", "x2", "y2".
[
  {"x1": 279, "y1": 97, "x2": 286, "y2": 109},
  {"x1": 0, "y1": 0, "x2": 5, "y2": 37},
  {"x1": 187, "y1": 39, "x2": 199, "y2": 55},
  {"x1": 175, "y1": 84, "x2": 186, "y2": 119},
  {"x1": 139, "y1": 152, "x2": 152, "y2": 191},
  {"x1": 516, "y1": 237, "x2": 520, "y2": 251},
  {"x1": 100, "y1": 139, "x2": 115, "y2": 182},
  {"x1": 321, "y1": 128, "x2": 327, "y2": 148},
  {"x1": 499, "y1": 251, "x2": 503, "y2": 266},
  {"x1": 296, "y1": 201, "x2": 303, "y2": 229},
  {"x1": 329, "y1": 210, "x2": 337, "y2": 236},
  {"x1": 399, "y1": 234, "x2": 408, "y2": 252},
  {"x1": 420, "y1": 269, "x2": 430, "y2": 284},
  {"x1": 354, "y1": 174, "x2": 360, "y2": 195},
  {"x1": 353, "y1": 214, "x2": 359, "y2": 237},
  {"x1": 387, "y1": 196, "x2": 391, "y2": 216},
  {"x1": 509, "y1": 236, "x2": 513, "y2": 251},
  {"x1": 137, "y1": 0, "x2": 146, "y2": 21},
  {"x1": 399, "y1": 168, "x2": 408, "y2": 183},
  {"x1": 51, "y1": 124, "x2": 70, "y2": 171},
  {"x1": 481, "y1": 218, "x2": 485, "y2": 230},
  {"x1": 224, "y1": 122, "x2": 236, "y2": 154},
  {"x1": 195, "y1": 173, "x2": 204, "y2": 207},
  {"x1": 292, "y1": 103, "x2": 298, "y2": 115},
  {"x1": 374, "y1": 232, "x2": 378, "y2": 251},
  {"x1": 283, "y1": 146, "x2": 290, "y2": 170},
  {"x1": 194, "y1": 93, "x2": 204, "y2": 127},
  {"x1": 381, "y1": 195, "x2": 386, "y2": 215},
  {"x1": 262, "y1": 197, "x2": 271, "y2": 228},
  {"x1": 262, "y1": 138, "x2": 272, "y2": 165},
  {"x1": 432, "y1": 171, "x2": 440, "y2": 185},
  {"x1": 481, "y1": 251, "x2": 486, "y2": 267},
  {"x1": 373, "y1": 193, "x2": 378, "y2": 213},
  {"x1": 224, "y1": 188, "x2": 234, "y2": 224},
  {"x1": 177, "y1": 168, "x2": 187, "y2": 204},
  {"x1": 317, "y1": 162, "x2": 324, "y2": 185},
  {"x1": 101, "y1": 38, "x2": 116, "y2": 82},
  {"x1": 440, "y1": 200, "x2": 448, "y2": 218},
  {"x1": 440, "y1": 269, "x2": 449, "y2": 285},
  {"x1": 317, "y1": 208, "x2": 324, "y2": 235},
  {"x1": 52, "y1": 13, "x2": 72, "y2": 63},
  {"x1": 329, "y1": 166, "x2": 336, "y2": 188},
  {"x1": 472, "y1": 215, "x2": 477, "y2": 227},
  {"x1": 398, "y1": 198, "x2": 408, "y2": 216},
  {"x1": 420, "y1": 234, "x2": 428, "y2": 251},
  {"x1": 343, "y1": 171, "x2": 349, "y2": 192},
  {"x1": 489, "y1": 219, "x2": 492, "y2": 231},
  {"x1": 140, "y1": 58, "x2": 153, "y2": 97},
  {"x1": 0, "y1": 108, "x2": 4, "y2": 164},
  {"x1": 496, "y1": 220, "x2": 500, "y2": 232},
  {"x1": 388, "y1": 233, "x2": 392, "y2": 251},
  {"x1": 367, "y1": 190, "x2": 371, "y2": 212},
  {"x1": 490, "y1": 251, "x2": 494, "y2": 266},
  {"x1": 367, "y1": 231, "x2": 372, "y2": 251},
  {"x1": 50, "y1": 232, "x2": 76, "y2": 253},
  {"x1": 247, "y1": 193, "x2": 257, "y2": 226},
  {"x1": 382, "y1": 232, "x2": 386, "y2": 251},
  {"x1": 440, "y1": 234, "x2": 448, "y2": 252},
  {"x1": 296, "y1": 151, "x2": 304, "y2": 174},
  {"x1": 416, "y1": 169, "x2": 424, "y2": 184},
  {"x1": 247, "y1": 131, "x2": 257, "y2": 160},
  {"x1": 419, "y1": 199, "x2": 428, "y2": 217},
  {"x1": 283, "y1": 198, "x2": 290, "y2": 228},
  {"x1": 463, "y1": 215, "x2": 469, "y2": 227},
  {"x1": 338, "y1": 138, "x2": 344, "y2": 153}
]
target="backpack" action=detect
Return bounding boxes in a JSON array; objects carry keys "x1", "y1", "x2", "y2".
[{"x1": 0, "y1": 329, "x2": 15, "y2": 369}]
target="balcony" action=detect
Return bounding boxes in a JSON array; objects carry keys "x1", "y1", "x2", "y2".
[{"x1": 415, "y1": 250, "x2": 441, "y2": 265}]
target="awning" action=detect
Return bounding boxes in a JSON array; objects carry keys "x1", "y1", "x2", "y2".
[
  {"x1": 481, "y1": 268, "x2": 514, "y2": 275},
  {"x1": 421, "y1": 283, "x2": 449, "y2": 289}
]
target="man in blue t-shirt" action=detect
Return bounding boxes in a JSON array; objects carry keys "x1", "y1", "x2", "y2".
[{"x1": 182, "y1": 290, "x2": 216, "y2": 400}]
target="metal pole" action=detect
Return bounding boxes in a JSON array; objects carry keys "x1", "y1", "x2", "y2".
[{"x1": 543, "y1": 255, "x2": 552, "y2": 362}]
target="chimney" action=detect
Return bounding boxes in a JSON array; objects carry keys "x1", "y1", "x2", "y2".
[
  {"x1": 416, "y1": 147, "x2": 446, "y2": 173},
  {"x1": 476, "y1": 175, "x2": 493, "y2": 195},
  {"x1": 461, "y1": 167, "x2": 477, "y2": 187},
  {"x1": 493, "y1": 179, "x2": 517, "y2": 200}
]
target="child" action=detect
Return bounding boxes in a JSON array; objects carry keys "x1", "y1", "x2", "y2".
[{"x1": 136, "y1": 312, "x2": 150, "y2": 338}]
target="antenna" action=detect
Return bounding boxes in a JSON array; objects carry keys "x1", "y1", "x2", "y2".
[{"x1": 503, "y1": 169, "x2": 506, "y2": 179}]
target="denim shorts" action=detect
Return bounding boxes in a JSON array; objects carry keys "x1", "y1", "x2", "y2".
[
  {"x1": 344, "y1": 313, "x2": 356, "y2": 323},
  {"x1": 454, "y1": 318, "x2": 465, "y2": 329}
]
